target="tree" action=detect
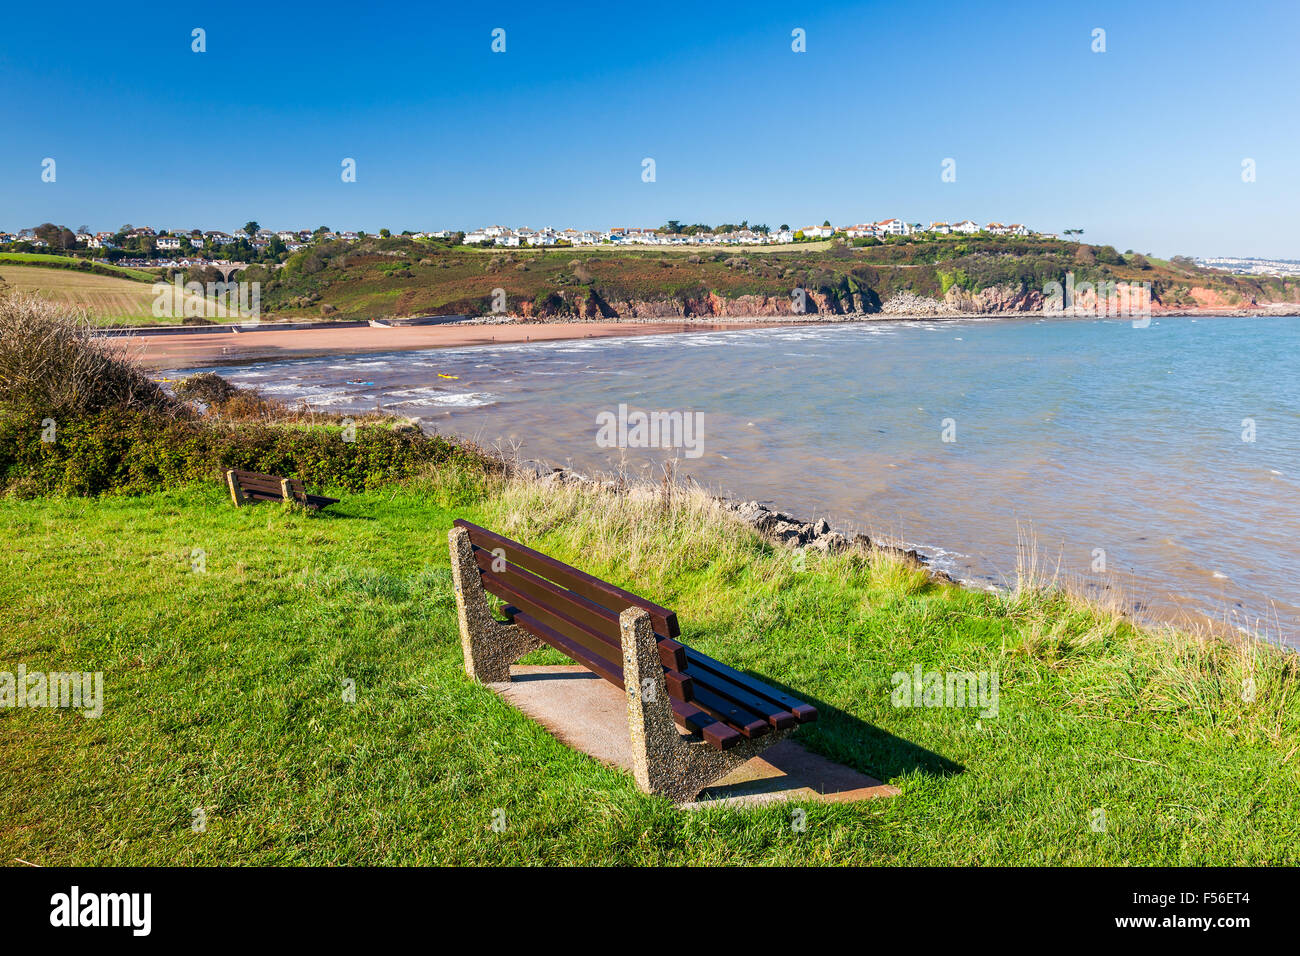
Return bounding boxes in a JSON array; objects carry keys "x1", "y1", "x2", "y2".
[
  {"x1": 379, "y1": 228, "x2": 391, "y2": 238},
  {"x1": 33, "y1": 222, "x2": 61, "y2": 245},
  {"x1": 243, "y1": 221, "x2": 260, "y2": 238},
  {"x1": 779, "y1": 224, "x2": 789, "y2": 231},
  {"x1": 822, "y1": 219, "x2": 831, "y2": 227}
]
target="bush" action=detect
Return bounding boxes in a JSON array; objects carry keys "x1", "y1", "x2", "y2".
[
  {"x1": 0, "y1": 293, "x2": 176, "y2": 418},
  {"x1": 0, "y1": 407, "x2": 497, "y2": 497},
  {"x1": 173, "y1": 372, "x2": 239, "y2": 406}
]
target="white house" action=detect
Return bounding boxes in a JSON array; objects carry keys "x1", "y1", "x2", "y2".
[
  {"x1": 463, "y1": 231, "x2": 491, "y2": 244},
  {"x1": 801, "y1": 225, "x2": 834, "y2": 238},
  {"x1": 1007, "y1": 223, "x2": 1030, "y2": 236},
  {"x1": 928, "y1": 222, "x2": 952, "y2": 234},
  {"x1": 952, "y1": 219, "x2": 980, "y2": 234},
  {"x1": 156, "y1": 236, "x2": 182, "y2": 250},
  {"x1": 876, "y1": 218, "x2": 907, "y2": 236}
]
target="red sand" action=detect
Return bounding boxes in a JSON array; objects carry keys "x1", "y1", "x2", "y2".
[{"x1": 128, "y1": 320, "x2": 782, "y2": 370}]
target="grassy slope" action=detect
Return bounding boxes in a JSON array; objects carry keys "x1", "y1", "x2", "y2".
[
  {"x1": 1, "y1": 470, "x2": 1296, "y2": 865},
  {"x1": 0, "y1": 265, "x2": 161, "y2": 324},
  {"x1": 12, "y1": 241, "x2": 1298, "y2": 324},
  {"x1": 0, "y1": 262, "x2": 242, "y2": 326},
  {"x1": 0, "y1": 253, "x2": 157, "y2": 282},
  {"x1": 254, "y1": 237, "x2": 1300, "y2": 320}
]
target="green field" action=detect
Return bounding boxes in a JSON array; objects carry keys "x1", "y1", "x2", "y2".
[
  {"x1": 0, "y1": 259, "x2": 245, "y2": 325},
  {"x1": 2, "y1": 465, "x2": 1295, "y2": 865},
  {"x1": 0, "y1": 253, "x2": 157, "y2": 282}
]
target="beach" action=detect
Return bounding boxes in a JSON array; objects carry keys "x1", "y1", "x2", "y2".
[{"x1": 124, "y1": 319, "x2": 790, "y2": 370}]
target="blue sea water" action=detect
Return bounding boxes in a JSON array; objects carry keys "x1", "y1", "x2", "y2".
[{"x1": 185, "y1": 315, "x2": 1300, "y2": 645}]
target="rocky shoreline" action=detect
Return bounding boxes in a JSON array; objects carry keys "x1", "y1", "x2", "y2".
[
  {"x1": 454, "y1": 299, "x2": 1299, "y2": 327},
  {"x1": 515, "y1": 461, "x2": 958, "y2": 585}
]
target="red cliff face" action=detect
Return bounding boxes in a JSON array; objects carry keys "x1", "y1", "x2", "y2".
[
  {"x1": 944, "y1": 285, "x2": 1047, "y2": 312},
  {"x1": 506, "y1": 280, "x2": 1289, "y2": 321}
]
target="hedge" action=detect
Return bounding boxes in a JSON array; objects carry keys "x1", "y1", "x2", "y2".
[{"x1": 0, "y1": 410, "x2": 492, "y2": 497}]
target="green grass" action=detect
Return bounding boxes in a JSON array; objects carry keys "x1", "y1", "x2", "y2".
[
  {"x1": 1, "y1": 470, "x2": 1297, "y2": 865},
  {"x1": 256, "y1": 235, "x2": 1300, "y2": 321},
  {"x1": 0, "y1": 253, "x2": 157, "y2": 282}
]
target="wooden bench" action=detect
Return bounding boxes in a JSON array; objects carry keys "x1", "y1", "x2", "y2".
[
  {"x1": 449, "y1": 519, "x2": 817, "y2": 802},
  {"x1": 225, "y1": 469, "x2": 339, "y2": 510}
]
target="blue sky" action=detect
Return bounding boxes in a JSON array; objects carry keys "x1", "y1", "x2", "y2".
[{"x1": 2, "y1": 0, "x2": 1297, "y2": 257}]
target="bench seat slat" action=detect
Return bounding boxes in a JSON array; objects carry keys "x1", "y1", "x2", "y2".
[
  {"x1": 686, "y1": 685, "x2": 770, "y2": 739},
  {"x1": 683, "y1": 662, "x2": 797, "y2": 730},
  {"x1": 683, "y1": 649, "x2": 818, "y2": 724},
  {"x1": 455, "y1": 519, "x2": 680, "y2": 638}
]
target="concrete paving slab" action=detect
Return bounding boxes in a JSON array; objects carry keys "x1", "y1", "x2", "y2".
[{"x1": 491, "y1": 665, "x2": 900, "y2": 809}]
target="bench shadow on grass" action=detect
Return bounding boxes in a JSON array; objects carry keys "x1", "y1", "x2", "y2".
[
  {"x1": 742, "y1": 675, "x2": 964, "y2": 783},
  {"x1": 510, "y1": 657, "x2": 962, "y2": 789},
  {"x1": 306, "y1": 508, "x2": 374, "y2": 522}
]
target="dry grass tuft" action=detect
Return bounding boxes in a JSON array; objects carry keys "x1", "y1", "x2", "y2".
[{"x1": 0, "y1": 292, "x2": 176, "y2": 417}]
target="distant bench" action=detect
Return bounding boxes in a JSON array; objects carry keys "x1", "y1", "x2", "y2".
[
  {"x1": 449, "y1": 519, "x2": 816, "y2": 802},
  {"x1": 225, "y1": 468, "x2": 339, "y2": 511}
]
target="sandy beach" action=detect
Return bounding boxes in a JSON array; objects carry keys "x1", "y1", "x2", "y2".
[
  {"x1": 125, "y1": 319, "x2": 790, "y2": 370},
  {"x1": 123, "y1": 307, "x2": 1298, "y2": 371}
]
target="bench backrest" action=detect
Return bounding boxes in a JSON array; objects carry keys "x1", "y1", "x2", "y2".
[
  {"x1": 454, "y1": 519, "x2": 817, "y2": 751},
  {"x1": 454, "y1": 518, "x2": 686, "y2": 664},
  {"x1": 228, "y1": 469, "x2": 307, "y2": 502}
]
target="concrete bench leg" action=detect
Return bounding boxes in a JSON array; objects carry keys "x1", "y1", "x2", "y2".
[
  {"x1": 449, "y1": 526, "x2": 543, "y2": 683},
  {"x1": 620, "y1": 608, "x2": 793, "y2": 804}
]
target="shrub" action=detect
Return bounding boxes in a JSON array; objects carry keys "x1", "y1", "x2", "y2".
[
  {"x1": 173, "y1": 372, "x2": 239, "y2": 406},
  {"x1": 0, "y1": 293, "x2": 176, "y2": 419},
  {"x1": 0, "y1": 407, "x2": 498, "y2": 497}
]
